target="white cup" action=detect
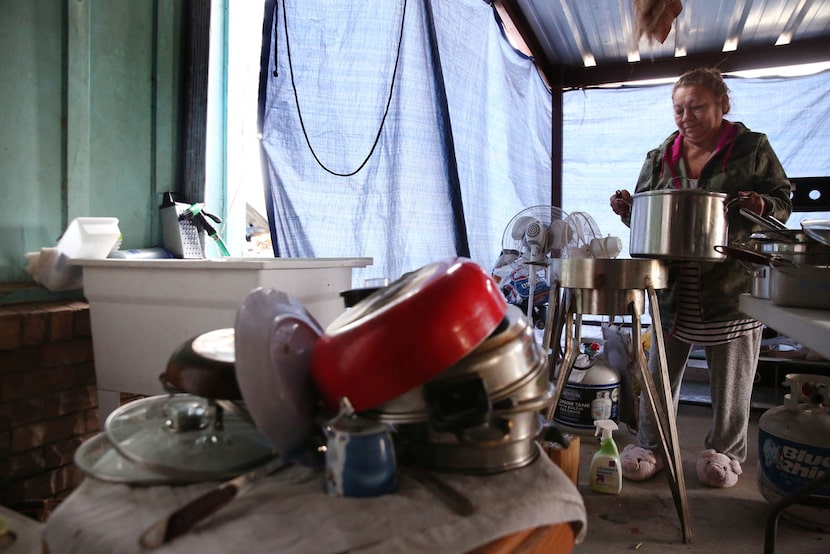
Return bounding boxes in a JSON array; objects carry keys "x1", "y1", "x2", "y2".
[{"x1": 590, "y1": 236, "x2": 622, "y2": 259}]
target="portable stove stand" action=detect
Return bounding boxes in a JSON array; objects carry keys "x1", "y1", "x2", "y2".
[{"x1": 542, "y1": 258, "x2": 692, "y2": 544}]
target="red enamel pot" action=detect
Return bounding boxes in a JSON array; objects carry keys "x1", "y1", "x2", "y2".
[{"x1": 311, "y1": 257, "x2": 508, "y2": 413}]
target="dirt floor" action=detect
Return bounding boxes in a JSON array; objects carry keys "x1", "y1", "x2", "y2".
[{"x1": 571, "y1": 402, "x2": 828, "y2": 554}]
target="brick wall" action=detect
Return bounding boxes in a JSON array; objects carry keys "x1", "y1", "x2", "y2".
[{"x1": 0, "y1": 301, "x2": 98, "y2": 520}]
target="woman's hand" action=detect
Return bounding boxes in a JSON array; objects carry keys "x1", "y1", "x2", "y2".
[
  {"x1": 737, "y1": 191, "x2": 765, "y2": 215},
  {"x1": 610, "y1": 190, "x2": 632, "y2": 217}
]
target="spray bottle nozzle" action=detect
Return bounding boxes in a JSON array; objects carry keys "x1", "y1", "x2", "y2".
[{"x1": 593, "y1": 419, "x2": 618, "y2": 441}]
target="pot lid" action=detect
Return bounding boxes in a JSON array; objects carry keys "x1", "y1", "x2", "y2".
[
  {"x1": 750, "y1": 229, "x2": 811, "y2": 243},
  {"x1": 802, "y1": 219, "x2": 830, "y2": 247},
  {"x1": 74, "y1": 432, "x2": 194, "y2": 486},
  {"x1": 104, "y1": 394, "x2": 278, "y2": 481},
  {"x1": 234, "y1": 287, "x2": 324, "y2": 465}
]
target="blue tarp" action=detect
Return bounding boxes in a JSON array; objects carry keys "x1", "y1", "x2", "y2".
[{"x1": 258, "y1": 0, "x2": 552, "y2": 284}]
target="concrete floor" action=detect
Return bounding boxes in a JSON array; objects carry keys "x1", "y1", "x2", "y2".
[{"x1": 570, "y1": 401, "x2": 829, "y2": 553}]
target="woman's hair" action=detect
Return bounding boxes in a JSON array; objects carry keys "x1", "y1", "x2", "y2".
[{"x1": 673, "y1": 67, "x2": 731, "y2": 113}]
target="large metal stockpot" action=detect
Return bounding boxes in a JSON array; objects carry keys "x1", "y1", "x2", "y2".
[
  {"x1": 629, "y1": 189, "x2": 729, "y2": 261},
  {"x1": 769, "y1": 264, "x2": 830, "y2": 309}
]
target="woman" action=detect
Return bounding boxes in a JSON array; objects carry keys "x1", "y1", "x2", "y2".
[{"x1": 609, "y1": 67, "x2": 792, "y2": 488}]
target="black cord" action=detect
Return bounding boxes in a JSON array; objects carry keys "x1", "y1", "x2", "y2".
[
  {"x1": 274, "y1": 1, "x2": 288, "y2": 77},
  {"x1": 281, "y1": 0, "x2": 407, "y2": 177}
]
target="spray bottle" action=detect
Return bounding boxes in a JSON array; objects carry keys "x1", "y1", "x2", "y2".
[{"x1": 589, "y1": 419, "x2": 621, "y2": 494}]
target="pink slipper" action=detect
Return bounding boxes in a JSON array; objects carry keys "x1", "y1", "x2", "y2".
[
  {"x1": 696, "y1": 449, "x2": 742, "y2": 488},
  {"x1": 620, "y1": 444, "x2": 663, "y2": 481}
]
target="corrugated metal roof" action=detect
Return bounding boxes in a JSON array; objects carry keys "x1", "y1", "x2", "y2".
[{"x1": 510, "y1": 0, "x2": 830, "y2": 84}]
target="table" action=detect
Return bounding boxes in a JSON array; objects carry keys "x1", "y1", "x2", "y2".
[
  {"x1": 739, "y1": 294, "x2": 830, "y2": 360},
  {"x1": 42, "y1": 451, "x2": 586, "y2": 554},
  {"x1": 0, "y1": 505, "x2": 42, "y2": 554}
]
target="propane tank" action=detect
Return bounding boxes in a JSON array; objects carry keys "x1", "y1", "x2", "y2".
[
  {"x1": 554, "y1": 345, "x2": 620, "y2": 436},
  {"x1": 757, "y1": 373, "x2": 830, "y2": 533}
]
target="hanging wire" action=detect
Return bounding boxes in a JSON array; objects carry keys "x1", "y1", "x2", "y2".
[
  {"x1": 280, "y1": 0, "x2": 407, "y2": 177},
  {"x1": 274, "y1": 0, "x2": 288, "y2": 77}
]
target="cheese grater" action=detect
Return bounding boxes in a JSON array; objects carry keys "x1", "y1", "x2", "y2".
[{"x1": 160, "y1": 192, "x2": 206, "y2": 258}]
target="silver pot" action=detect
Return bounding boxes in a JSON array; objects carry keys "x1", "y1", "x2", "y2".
[
  {"x1": 769, "y1": 264, "x2": 830, "y2": 309},
  {"x1": 629, "y1": 189, "x2": 729, "y2": 261},
  {"x1": 396, "y1": 407, "x2": 547, "y2": 474},
  {"x1": 717, "y1": 245, "x2": 830, "y2": 305},
  {"x1": 752, "y1": 265, "x2": 771, "y2": 299},
  {"x1": 747, "y1": 232, "x2": 830, "y2": 300}
]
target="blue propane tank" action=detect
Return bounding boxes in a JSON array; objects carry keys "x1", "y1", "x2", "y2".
[{"x1": 757, "y1": 373, "x2": 830, "y2": 532}]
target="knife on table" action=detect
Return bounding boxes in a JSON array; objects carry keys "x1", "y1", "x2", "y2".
[
  {"x1": 139, "y1": 457, "x2": 292, "y2": 549},
  {"x1": 407, "y1": 466, "x2": 476, "y2": 517}
]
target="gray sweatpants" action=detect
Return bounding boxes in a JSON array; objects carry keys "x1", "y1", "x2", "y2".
[{"x1": 636, "y1": 327, "x2": 763, "y2": 462}]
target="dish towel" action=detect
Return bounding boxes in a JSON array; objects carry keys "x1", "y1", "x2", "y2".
[{"x1": 43, "y1": 451, "x2": 586, "y2": 554}]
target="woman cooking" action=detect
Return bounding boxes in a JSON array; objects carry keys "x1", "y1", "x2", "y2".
[{"x1": 609, "y1": 67, "x2": 792, "y2": 488}]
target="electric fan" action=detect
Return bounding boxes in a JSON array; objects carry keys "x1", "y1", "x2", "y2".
[
  {"x1": 563, "y1": 211, "x2": 602, "y2": 258},
  {"x1": 497, "y1": 206, "x2": 571, "y2": 327}
]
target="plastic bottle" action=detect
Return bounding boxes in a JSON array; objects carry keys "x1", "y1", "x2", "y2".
[{"x1": 589, "y1": 419, "x2": 622, "y2": 494}]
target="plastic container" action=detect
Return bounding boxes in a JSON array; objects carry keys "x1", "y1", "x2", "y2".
[
  {"x1": 57, "y1": 217, "x2": 121, "y2": 258},
  {"x1": 38, "y1": 217, "x2": 121, "y2": 291},
  {"x1": 68, "y1": 256, "x2": 373, "y2": 421},
  {"x1": 108, "y1": 247, "x2": 174, "y2": 260},
  {"x1": 588, "y1": 419, "x2": 621, "y2": 494}
]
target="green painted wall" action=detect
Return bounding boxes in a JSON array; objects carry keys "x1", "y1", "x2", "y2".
[{"x1": 0, "y1": 0, "x2": 182, "y2": 296}]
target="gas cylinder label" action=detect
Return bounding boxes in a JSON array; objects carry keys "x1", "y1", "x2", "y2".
[
  {"x1": 554, "y1": 383, "x2": 619, "y2": 430},
  {"x1": 758, "y1": 429, "x2": 830, "y2": 499}
]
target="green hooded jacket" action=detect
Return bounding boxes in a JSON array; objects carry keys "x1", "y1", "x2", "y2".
[{"x1": 621, "y1": 121, "x2": 793, "y2": 328}]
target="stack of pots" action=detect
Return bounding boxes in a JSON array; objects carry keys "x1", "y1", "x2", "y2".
[
  {"x1": 746, "y1": 229, "x2": 830, "y2": 308},
  {"x1": 368, "y1": 304, "x2": 553, "y2": 474},
  {"x1": 311, "y1": 257, "x2": 555, "y2": 474}
]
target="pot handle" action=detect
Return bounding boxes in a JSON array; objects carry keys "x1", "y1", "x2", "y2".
[
  {"x1": 423, "y1": 375, "x2": 491, "y2": 432},
  {"x1": 724, "y1": 196, "x2": 741, "y2": 213},
  {"x1": 714, "y1": 244, "x2": 772, "y2": 267},
  {"x1": 739, "y1": 207, "x2": 788, "y2": 231},
  {"x1": 714, "y1": 244, "x2": 801, "y2": 272}
]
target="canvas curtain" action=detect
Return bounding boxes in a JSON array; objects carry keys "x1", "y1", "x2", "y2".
[{"x1": 258, "y1": 0, "x2": 553, "y2": 284}]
